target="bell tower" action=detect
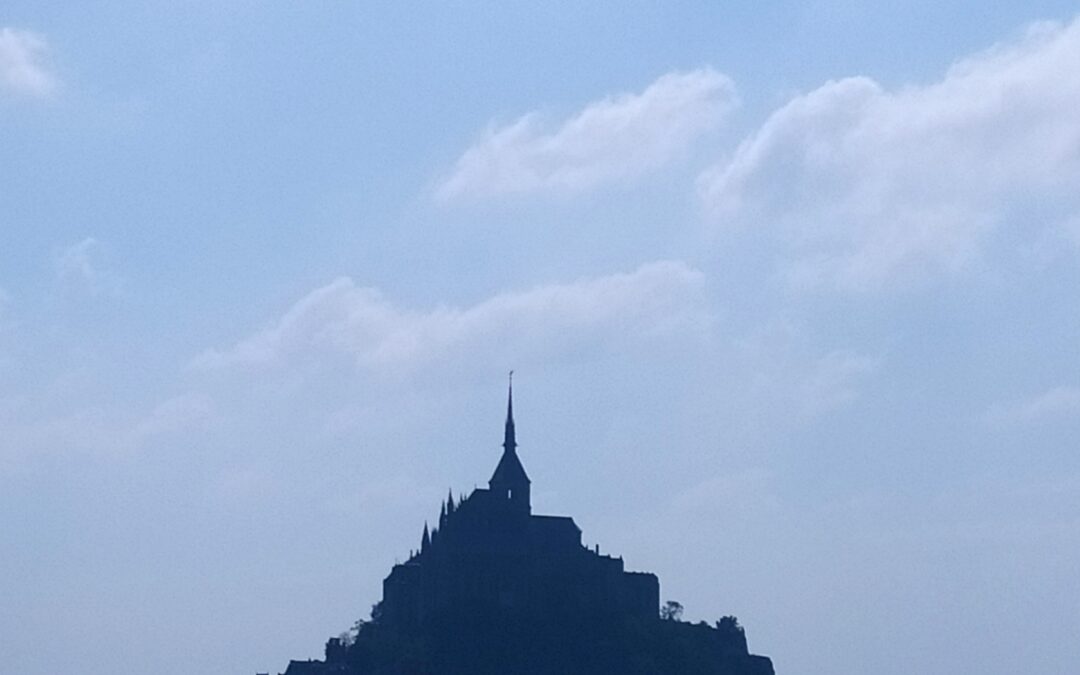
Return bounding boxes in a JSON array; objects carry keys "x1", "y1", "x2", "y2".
[{"x1": 488, "y1": 372, "x2": 531, "y2": 514}]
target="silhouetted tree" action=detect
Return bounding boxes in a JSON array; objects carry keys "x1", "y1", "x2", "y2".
[
  {"x1": 716, "y1": 615, "x2": 749, "y2": 656},
  {"x1": 660, "y1": 600, "x2": 684, "y2": 621}
]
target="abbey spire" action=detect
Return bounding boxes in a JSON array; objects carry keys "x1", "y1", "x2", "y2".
[
  {"x1": 503, "y1": 370, "x2": 516, "y2": 453},
  {"x1": 489, "y1": 371, "x2": 531, "y2": 514}
]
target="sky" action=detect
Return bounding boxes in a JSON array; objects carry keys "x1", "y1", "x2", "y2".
[{"x1": 2, "y1": 3, "x2": 1080, "y2": 674}]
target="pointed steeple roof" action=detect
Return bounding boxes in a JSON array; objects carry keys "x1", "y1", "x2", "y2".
[
  {"x1": 421, "y1": 522, "x2": 430, "y2": 552},
  {"x1": 504, "y1": 371, "x2": 516, "y2": 452},
  {"x1": 490, "y1": 372, "x2": 530, "y2": 486},
  {"x1": 490, "y1": 446, "x2": 530, "y2": 485}
]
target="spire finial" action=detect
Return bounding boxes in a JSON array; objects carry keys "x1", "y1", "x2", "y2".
[{"x1": 503, "y1": 371, "x2": 516, "y2": 452}]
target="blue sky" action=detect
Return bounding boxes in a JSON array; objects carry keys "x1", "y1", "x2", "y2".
[{"x1": 3, "y1": 3, "x2": 1080, "y2": 674}]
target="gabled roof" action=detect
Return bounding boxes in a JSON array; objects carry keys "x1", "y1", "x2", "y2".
[{"x1": 490, "y1": 448, "x2": 530, "y2": 485}]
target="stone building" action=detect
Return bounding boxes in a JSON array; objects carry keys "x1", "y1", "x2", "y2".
[
  {"x1": 275, "y1": 380, "x2": 774, "y2": 675},
  {"x1": 380, "y1": 382, "x2": 659, "y2": 631}
]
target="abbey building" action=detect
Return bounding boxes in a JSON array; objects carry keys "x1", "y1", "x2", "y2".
[
  {"x1": 273, "y1": 381, "x2": 774, "y2": 675},
  {"x1": 381, "y1": 382, "x2": 659, "y2": 630}
]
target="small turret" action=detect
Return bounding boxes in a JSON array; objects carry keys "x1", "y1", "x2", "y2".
[{"x1": 421, "y1": 522, "x2": 430, "y2": 553}]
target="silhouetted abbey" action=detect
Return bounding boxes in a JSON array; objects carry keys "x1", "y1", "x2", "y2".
[{"x1": 274, "y1": 381, "x2": 774, "y2": 675}]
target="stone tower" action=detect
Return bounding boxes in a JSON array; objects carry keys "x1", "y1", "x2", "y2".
[{"x1": 488, "y1": 375, "x2": 531, "y2": 515}]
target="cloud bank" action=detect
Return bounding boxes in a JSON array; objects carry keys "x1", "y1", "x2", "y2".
[
  {"x1": 0, "y1": 27, "x2": 56, "y2": 97},
  {"x1": 701, "y1": 18, "x2": 1080, "y2": 291},
  {"x1": 193, "y1": 261, "x2": 708, "y2": 372},
  {"x1": 437, "y1": 69, "x2": 737, "y2": 200}
]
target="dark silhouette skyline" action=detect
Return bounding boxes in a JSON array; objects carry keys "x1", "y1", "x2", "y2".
[{"x1": 273, "y1": 380, "x2": 774, "y2": 675}]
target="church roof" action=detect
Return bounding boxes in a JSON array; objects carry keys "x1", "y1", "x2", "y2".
[
  {"x1": 490, "y1": 447, "x2": 530, "y2": 485},
  {"x1": 490, "y1": 372, "x2": 530, "y2": 486},
  {"x1": 529, "y1": 514, "x2": 579, "y2": 533}
]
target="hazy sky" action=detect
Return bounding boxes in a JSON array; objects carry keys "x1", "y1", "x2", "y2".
[{"x1": 3, "y1": 3, "x2": 1080, "y2": 674}]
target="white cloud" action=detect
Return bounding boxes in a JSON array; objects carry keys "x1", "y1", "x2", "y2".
[
  {"x1": 0, "y1": 392, "x2": 212, "y2": 468},
  {"x1": 54, "y1": 238, "x2": 122, "y2": 296},
  {"x1": 0, "y1": 27, "x2": 57, "y2": 97},
  {"x1": 747, "y1": 339, "x2": 878, "y2": 421},
  {"x1": 700, "y1": 18, "x2": 1080, "y2": 291},
  {"x1": 437, "y1": 68, "x2": 738, "y2": 200},
  {"x1": 130, "y1": 393, "x2": 213, "y2": 443},
  {"x1": 731, "y1": 318, "x2": 880, "y2": 422},
  {"x1": 796, "y1": 350, "x2": 879, "y2": 419},
  {"x1": 988, "y1": 385, "x2": 1080, "y2": 424},
  {"x1": 192, "y1": 260, "x2": 708, "y2": 372},
  {"x1": 668, "y1": 469, "x2": 781, "y2": 519}
]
